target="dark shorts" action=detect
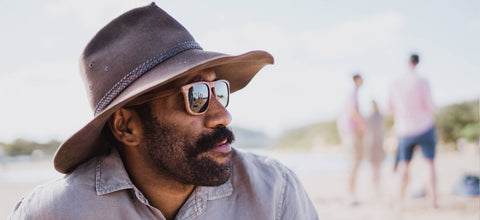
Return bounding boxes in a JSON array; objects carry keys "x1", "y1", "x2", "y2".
[{"x1": 398, "y1": 126, "x2": 436, "y2": 161}]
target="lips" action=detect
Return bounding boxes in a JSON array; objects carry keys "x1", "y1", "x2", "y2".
[{"x1": 210, "y1": 139, "x2": 232, "y2": 153}]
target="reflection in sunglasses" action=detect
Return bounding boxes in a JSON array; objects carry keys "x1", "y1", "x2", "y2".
[{"x1": 181, "y1": 80, "x2": 230, "y2": 115}]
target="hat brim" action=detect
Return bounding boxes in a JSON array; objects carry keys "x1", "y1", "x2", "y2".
[{"x1": 53, "y1": 49, "x2": 274, "y2": 173}]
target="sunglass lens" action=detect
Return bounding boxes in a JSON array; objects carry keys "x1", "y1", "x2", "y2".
[
  {"x1": 215, "y1": 81, "x2": 229, "y2": 107},
  {"x1": 188, "y1": 83, "x2": 209, "y2": 113}
]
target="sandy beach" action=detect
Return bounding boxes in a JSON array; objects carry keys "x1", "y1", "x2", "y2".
[
  {"x1": 1, "y1": 145, "x2": 478, "y2": 219},
  {"x1": 300, "y1": 144, "x2": 480, "y2": 220}
]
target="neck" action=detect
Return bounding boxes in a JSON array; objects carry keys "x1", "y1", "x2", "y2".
[
  {"x1": 121, "y1": 148, "x2": 195, "y2": 220},
  {"x1": 408, "y1": 64, "x2": 416, "y2": 72}
]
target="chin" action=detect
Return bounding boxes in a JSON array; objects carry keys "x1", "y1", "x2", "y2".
[
  {"x1": 198, "y1": 171, "x2": 231, "y2": 186},
  {"x1": 187, "y1": 158, "x2": 232, "y2": 186}
]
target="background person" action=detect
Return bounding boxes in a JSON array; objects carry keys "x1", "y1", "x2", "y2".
[
  {"x1": 364, "y1": 100, "x2": 385, "y2": 198},
  {"x1": 389, "y1": 53, "x2": 438, "y2": 209},
  {"x1": 337, "y1": 74, "x2": 365, "y2": 205}
]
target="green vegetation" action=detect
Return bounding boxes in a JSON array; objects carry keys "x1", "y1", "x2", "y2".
[
  {"x1": 435, "y1": 100, "x2": 479, "y2": 143},
  {"x1": 273, "y1": 121, "x2": 339, "y2": 150},
  {"x1": 0, "y1": 139, "x2": 61, "y2": 156},
  {"x1": 273, "y1": 99, "x2": 479, "y2": 150}
]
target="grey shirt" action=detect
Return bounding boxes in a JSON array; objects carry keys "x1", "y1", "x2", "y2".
[{"x1": 9, "y1": 148, "x2": 318, "y2": 219}]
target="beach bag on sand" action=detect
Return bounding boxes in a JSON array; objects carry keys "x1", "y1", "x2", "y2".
[{"x1": 453, "y1": 174, "x2": 479, "y2": 196}]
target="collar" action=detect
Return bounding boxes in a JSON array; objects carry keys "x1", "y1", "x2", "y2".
[
  {"x1": 95, "y1": 148, "x2": 136, "y2": 196},
  {"x1": 95, "y1": 147, "x2": 233, "y2": 217}
]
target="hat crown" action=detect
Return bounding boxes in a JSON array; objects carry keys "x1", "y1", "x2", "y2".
[{"x1": 80, "y1": 3, "x2": 195, "y2": 114}]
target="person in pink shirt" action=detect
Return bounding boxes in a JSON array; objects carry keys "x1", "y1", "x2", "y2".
[
  {"x1": 337, "y1": 74, "x2": 365, "y2": 205},
  {"x1": 389, "y1": 54, "x2": 438, "y2": 209}
]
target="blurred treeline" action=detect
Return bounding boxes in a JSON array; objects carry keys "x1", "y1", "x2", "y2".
[
  {"x1": 435, "y1": 100, "x2": 478, "y2": 143},
  {"x1": 0, "y1": 139, "x2": 61, "y2": 157},
  {"x1": 274, "y1": 99, "x2": 479, "y2": 150},
  {"x1": 0, "y1": 100, "x2": 477, "y2": 156}
]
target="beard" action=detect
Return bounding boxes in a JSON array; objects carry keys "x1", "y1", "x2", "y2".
[{"x1": 138, "y1": 106, "x2": 235, "y2": 186}]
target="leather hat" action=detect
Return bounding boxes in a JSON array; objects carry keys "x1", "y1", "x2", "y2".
[{"x1": 53, "y1": 2, "x2": 274, "y2": 173}]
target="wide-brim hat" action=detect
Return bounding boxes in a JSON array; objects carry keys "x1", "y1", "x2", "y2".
[{"x1": 53, "y1": 2, "x2": 273, "y2": 173}]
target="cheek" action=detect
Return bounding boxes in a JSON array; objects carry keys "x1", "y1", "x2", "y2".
[
  {"x1": 175, "y1": 116, "x2": 204, "y2": 137},
  {"x1": 150, "y1": 98, "x2": 206, "y2": 136}
]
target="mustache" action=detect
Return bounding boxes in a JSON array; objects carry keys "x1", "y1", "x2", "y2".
[{"x1": 187, "y1": 127, "x2": 235, "y2": 157}]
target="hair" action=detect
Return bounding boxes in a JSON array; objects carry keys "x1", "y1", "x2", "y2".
[
  {"x1": 352, "y1": 74, "x2": 362, "y2": 81},
  {"x1": 129, "y1": 102, "x2": 154, "y2": 126},
  {"x1": 410, "y1": 54, "x2": 419, "y2": 65}
]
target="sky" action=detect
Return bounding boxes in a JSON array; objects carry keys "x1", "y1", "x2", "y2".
[{"x1": 0, "y1": 0, "x2": 479, "y2": 142}]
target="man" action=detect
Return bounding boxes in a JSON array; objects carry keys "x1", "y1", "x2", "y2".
[
  {"x1": 9, "y1": 3, "x2": 318, "y2": 219},
  {"x1": 389, "y1": 54, "x2": 437, "y2": 209},
  {"x1": 337, "y1": 74, "x2": 365, "y2": 205}
]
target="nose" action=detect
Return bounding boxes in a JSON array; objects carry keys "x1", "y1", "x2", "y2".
[{"x1": 204, "y1": 95, "x2": 232, "y2": 128}]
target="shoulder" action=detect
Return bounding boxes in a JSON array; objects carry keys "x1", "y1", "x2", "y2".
[
  {"x1": 410, "y1": 72, "x2": 428, "y2": 84},
  {"x1": 231, "y1": 149, "x2": 299, "y2": 195},
  {"x1": 410, "y1": 74, "x2": 431, "y2": 93},
  {"x1": 232, "y1": 149, "x2": 293, "y2": 182},
  {"x1": 8, "y1": 158, "x2": 97, "y2": 219},
  {"x1": 231, "y1": 149, "x2": 318, "y2": 219}
]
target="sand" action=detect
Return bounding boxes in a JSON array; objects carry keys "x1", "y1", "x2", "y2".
[
  {"x1": 1, "y1": 145, "x2": 478, "y2": 219},
  {"x1": 301, "y1": 144, "x2": 480, "y2": 220}
]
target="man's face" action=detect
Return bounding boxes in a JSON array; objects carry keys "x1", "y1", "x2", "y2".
[{"x1": 134, "y1": 69, "x2": 234, "y2": 186}]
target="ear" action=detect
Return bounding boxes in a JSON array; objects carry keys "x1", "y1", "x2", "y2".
[{"x1": 108, "y1": 108, "x2": 143, "y2": 147}]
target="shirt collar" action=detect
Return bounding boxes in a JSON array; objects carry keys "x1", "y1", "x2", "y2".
[
  {"x1": 176, "y1": 177, "x2": 233, "y2": 219},
  {"x1": 95, "y1": 148, "x2": 135, "y2": 196}
]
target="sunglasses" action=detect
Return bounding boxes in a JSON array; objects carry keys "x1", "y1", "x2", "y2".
[{"x1": 126, "y1": 80, "x2": 230, "y2": 115}]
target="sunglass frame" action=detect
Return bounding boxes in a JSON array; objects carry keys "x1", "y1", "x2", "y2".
[{"x1": 180, "y1": 80, "x2": 230, "y2": 115}]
